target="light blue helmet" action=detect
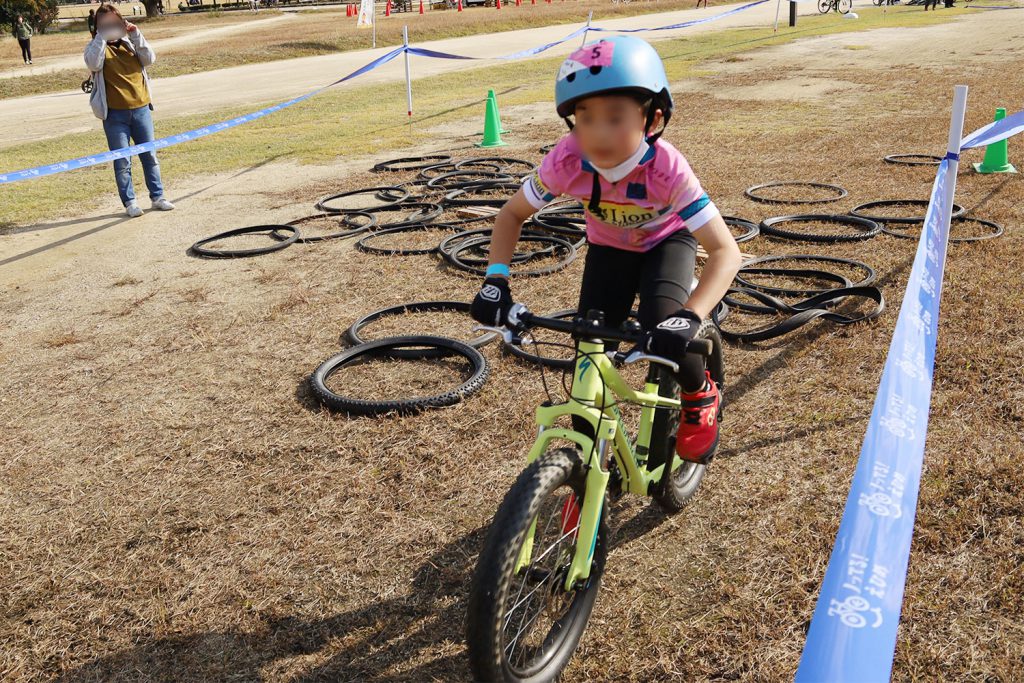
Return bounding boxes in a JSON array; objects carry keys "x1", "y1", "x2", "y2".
[{"x1": 554, "y1": 35, "x2": 674, "y2": 132}]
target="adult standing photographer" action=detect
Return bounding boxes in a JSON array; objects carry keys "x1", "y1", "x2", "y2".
[{"x1": 84, "y1": 4, "x2": 174, "y2": 218}]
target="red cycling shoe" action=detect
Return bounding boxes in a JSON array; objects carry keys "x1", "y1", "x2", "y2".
[{"x1": 675, "y1": 371, "x2": 720, "y2": 464}]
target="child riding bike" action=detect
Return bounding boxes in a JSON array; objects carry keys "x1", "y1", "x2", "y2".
[{"x1": 470, "y1": 35, "x2": 742, "y2": 465}]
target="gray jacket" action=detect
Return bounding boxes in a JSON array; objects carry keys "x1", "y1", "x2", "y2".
[{"x1": 83, "y1": 29, "x2": 156, "y2": 121}]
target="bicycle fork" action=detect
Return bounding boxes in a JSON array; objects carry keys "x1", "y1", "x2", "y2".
[{"x1": 514, "y1": 411, "x2": 617, "y2": 592}]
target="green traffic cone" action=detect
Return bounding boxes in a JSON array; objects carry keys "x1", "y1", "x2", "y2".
[
  {"x1": 477, "y1": 90, "x2": 508, "y2": 135},
  {"x1": 489, "y1": 90, "x2": 509, "y2": 134},
  {"x1": 477, "y1": 94, "x2": 507, "y2": 148},
  {"x1": 973, "y1": 108, "x2": 1018, "y2": 174}
]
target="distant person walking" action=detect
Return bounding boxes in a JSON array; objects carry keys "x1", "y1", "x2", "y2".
[
  {"x1": 88, "y1": 9, "x2": 97, "y2": 36},
  {"x1": 14, "y1": 15, "x2": 33, "y2": 65},
  {"x1": 84, "y1": 3, "x2": 175, "y2": 218}
]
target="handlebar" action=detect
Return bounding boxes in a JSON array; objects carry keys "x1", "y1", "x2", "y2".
[
  {"x1": 513, "y1": 307, "x2": 713, "y2": 358},
  {"x1": 473, "y1": 305, "x2": 713, "y2": 368}
]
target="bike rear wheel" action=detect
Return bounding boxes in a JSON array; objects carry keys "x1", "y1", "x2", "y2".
[
  {"x1": 818, "y1": 0, "x2": 831, "y2": 11},
  {"x1": 650, "y1": 319, "x2": 726, "y2": 512},
  {"x1": 466, "y1": 448, "x2": 608, "y2": 683}
]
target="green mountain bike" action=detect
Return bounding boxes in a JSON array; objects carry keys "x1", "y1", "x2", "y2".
[{"x1": 465, "y1": 305, "x2": 725, "y2": 682}]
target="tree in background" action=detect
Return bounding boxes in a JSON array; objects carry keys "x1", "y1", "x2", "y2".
[{"x1": 2, "y1": 0, "x2": 60, "y2": 34}]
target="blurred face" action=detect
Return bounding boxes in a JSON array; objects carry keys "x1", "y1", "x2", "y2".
[
  {"x1": 572, "y1": 95, "x2": 663, "y2": 168},
  {"x1": 97, "y1": 13, "x2": 125, "y2": 39},
  {"x1": 16, "y1": 16, "x2": 23, "y2": 23}
]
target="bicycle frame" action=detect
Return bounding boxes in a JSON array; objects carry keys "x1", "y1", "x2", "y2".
[{"x1": 515, "y1": 337, "x2": 681, "y2": 591}]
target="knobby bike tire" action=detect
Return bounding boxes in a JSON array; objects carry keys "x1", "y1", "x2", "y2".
[
  {"x1": 713, "y1": 286, "x2": 885, "y2": 343},
  {"x1": 343, "y1": 301, "x2": 498, "y2": 356},
  {"x1": 466, "y1": 448, "x2": 607, "y2": 683},
  {"x1": 881, "y1": 216, "x2": 1004, "y2": 242},
  {"x1": 271, "y1": 212, "x2": 376, "y2": 243},
  {"x1": 850, "y1": 199, "x2": 966, "y2": 224},
  {"x1": 190, "y1": 225, "x2": 298, "y2": 258},
  {"x1": 309, "y1": 335, "x2": 489, "y2": 415},
  {"x1": 734, "y1": 254, "x2": 877, "y2": 297},
  {"x1": 315, "y1": 186, "x2": 410, "y2": 213},
  {"x1": 354, "y1": 223, "x2": 463, "y2": 256},
  {"x1": 759, "y1": 214, "x2": 881, "y2": 243},
  {"x1": 745, "y1": 181, "x2": 848, "y2": 204},
  {"x1": 371, "y1": 154, "x2": 453, "y2": 173}
]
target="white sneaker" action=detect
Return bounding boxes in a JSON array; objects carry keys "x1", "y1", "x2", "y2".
[
  {"x1": 151, "y1": 197, "x2": 175, "y2": 211},
  {"x1": 125, "y1": 202, "x2": 143, "y2": 218}
]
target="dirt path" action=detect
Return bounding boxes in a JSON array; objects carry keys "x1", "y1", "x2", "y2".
[
  {"x1": 1, "y1": 8, "x2": 1022, "y2": 681},
  {"x1": 0, "y1": 0, "x2": 788, "y2": 150},
  {"x1": 0, "y1": 13, "x2": 295, "y2": 82}
]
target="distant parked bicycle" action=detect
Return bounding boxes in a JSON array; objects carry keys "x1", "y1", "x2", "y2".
[{"x1": 819, "y1": 0, "x2": 852, "y2": 12}]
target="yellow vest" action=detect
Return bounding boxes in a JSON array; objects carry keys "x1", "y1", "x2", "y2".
[{"x1": 103, "y1": 41, "x2": 150, "y2": 110}]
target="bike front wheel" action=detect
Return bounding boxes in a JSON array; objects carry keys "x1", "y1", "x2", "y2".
[
  {"x1": 838, "y1": 0, "x2": 853, "y2": 12},
  {"x1": 466, "y1": 448, "x2": 608, "y2": 683}
]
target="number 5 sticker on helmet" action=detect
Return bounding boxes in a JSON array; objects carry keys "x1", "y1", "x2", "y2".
[{"x1": 557, "y1": 42, "x2": 616, "y2": 81}]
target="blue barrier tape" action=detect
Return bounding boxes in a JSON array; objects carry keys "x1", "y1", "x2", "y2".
[
  {"x1": 960, "y1": 107, "x2": 1024, "y2": 149},
  {"x1": 795, "y1": 158, "x2": 954, "y2": 683},
  {"x1": 407, "y1": 26, "x2": 588, "y2": 61},
  {"x1": 0, "y1": 47, "x2": 406, "y2": 186},
  {"x1": 588, "y1": 0, "x2": 770, "y2": 33},
  {"x1": 0, "y1": 0, "x2": 770, "y2": 186}
]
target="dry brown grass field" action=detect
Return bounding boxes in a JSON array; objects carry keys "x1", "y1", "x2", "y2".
[{"x1": 1, "y1": 7, "x2": 1022, "y2": 682}]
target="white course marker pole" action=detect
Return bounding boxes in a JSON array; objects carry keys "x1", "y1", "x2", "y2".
[
  {"x1": 581, "y1": 11, "x2": 593, "y2": 47},
  {"x1": 942, "y1": 85, "x2": 969, "y2": 239},
  {"x1": 372, "y1": 2, "x2": 377, "y2": 48},
  {"x1": 774, "y1": 0, "x2": 782, "y2": 32},
  {"x1": 404, "y1": 25, "x2": 413, "y2": 123}
]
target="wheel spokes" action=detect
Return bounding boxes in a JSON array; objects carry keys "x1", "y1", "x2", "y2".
[{"x1": 501, "y1": 490, "x2": 582, "y2": 672}]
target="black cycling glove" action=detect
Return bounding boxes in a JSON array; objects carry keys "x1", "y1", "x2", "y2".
[{"x1": 470, "y1": 277, "x2": 514, "y2": 326}]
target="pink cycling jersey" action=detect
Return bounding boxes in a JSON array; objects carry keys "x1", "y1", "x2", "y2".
[{"x1": 523, "y1": 134, "x2": 720, "y2": 252}]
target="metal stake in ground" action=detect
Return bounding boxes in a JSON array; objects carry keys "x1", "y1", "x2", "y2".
[{"x1": 403, "y1": 26, "x2": 413, "y2": 126}]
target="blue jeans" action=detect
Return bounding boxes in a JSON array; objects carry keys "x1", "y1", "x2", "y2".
[{"x1": 103, "y1": 105, "x2": 164, "y2": 207}]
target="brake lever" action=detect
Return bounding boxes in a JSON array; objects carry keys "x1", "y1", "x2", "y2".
[
  {"x1": 622, "y1": 350, "x2": 680, "y2": 374},
  {"x1": 472, "y1": 325, "x2": 520, "y2": 346}
]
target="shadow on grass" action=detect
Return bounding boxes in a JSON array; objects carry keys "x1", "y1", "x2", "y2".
[
  {"x1": 54, "y1": 526, "x2": 486, "y2": 682},
  {"x1": 0, "y1": 153, "x2": 289, "y2": 269},
  {"x1": 56, "y1": 502, "x2": 670, "y2": 682}
]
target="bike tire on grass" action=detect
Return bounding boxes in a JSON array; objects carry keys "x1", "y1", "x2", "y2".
[
  {"x1": 466, "y1": 447, "x2": 608, "y2": 683},
  {"x1": 309, "y1": 335, "x2": 489, "y2": 416}
]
